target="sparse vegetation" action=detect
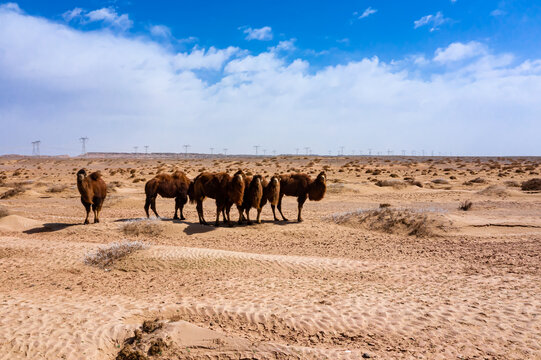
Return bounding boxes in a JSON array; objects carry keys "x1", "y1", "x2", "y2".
[
  {"x1": 0, "y1": 184, "x2": 26, "y2": 199},
  {"x1": 330, "y1": 208, "x2": 440, "y2": 237},
  {"x1": 0, "y1": 205, "x2": 9, "y2": 218},
  {"x1": 46, "y1": 184, "x2": 68, "y2": 193},
  {"x1": 375, "y1": 179, "x2": 406, "y2": 189},
  {"x1": 84, "y1": 241, "x2": 148, "y2": 268},
  {"x1": 521, "y1": 178, "x2": 541, "y2": 191},
  {"x1": 122, "y1": 220, "x2": 163, "y2": 237},
  {"x1": 458, "y1": 200, "x2": 473, "y2": 211},
  {"x1": 478, "y1": 185, "x2": 509, "y2": 197}
]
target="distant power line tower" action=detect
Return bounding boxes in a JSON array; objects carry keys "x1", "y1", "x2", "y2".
[
  {"x1": 253, "y1": 145, "x2": 260, "y2": 156},
  {"x1": 183, "y1": 144, "x2": 190, "y2": 157},
  {"x1": 272, "y1": 150, "x2": 276, "y2": 156},
  {"x1": 80, "y1": 137, "x2": 89, "y2": 157},
  {"x1": 368, "y1": 148, "x2": 372, "y2": 156},
  {"x1": 144, "y1": 145, "x2": 149, "y2": 155},
  {"x1": 210, "y1": 147, "x2": 214, "y2": 155},
  {"x1": 295, "y1": 148, "x2": 299, "y2": 155},
  {"x1": 304, "y1": 147, "x2": 310, "y2": 155},
  {"x1": 134, "y1": 146, "x2": 138, "y2": 154},
  {"x1": 31, "y1": 140, "x2": 41, "y2": 157},
  {"x1": 263, "y1": 149, "x2": 267, "y2": 156},
  {"x1": 223, "y1": 148, "x2": 228, "y2": 156}
]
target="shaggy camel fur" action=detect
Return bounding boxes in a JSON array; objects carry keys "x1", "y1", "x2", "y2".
[
  {"x1": 239, "y1": 175, "x2": 263, "y2": 224},
  {"x1": 77, "y1": 169, "x2": 107, "y2": 224},
  {"x1": 259, "y1": 175, "x2": 280, "y2": 222},
  {"x1": 277, "y1": 171, "x2": 326, "y2": 222},
  {"x1": 144, "y1": 170, "x2": 190, "y2": 220},
  {"x1": 189, "y1": 170, "x2": 245, "y2": 226}
]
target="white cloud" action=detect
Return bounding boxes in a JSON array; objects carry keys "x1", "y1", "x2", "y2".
[
  {"x1": 270, "y1": 39, "x2": 296, "y2": 52},
  {"x1": 414, "y1": 12, "x2": 449, "y2": 32},
  {"x1": 173, "y1": 46, "x2": 240, "y2": 70},
  {"x1": 243, "y1": 26, "x2": 273, "y2": 41},
  {"x1": 0, "y1": 2, "x2": 21, "y2": 13},
  {"x1": 1, "y1": 5, "x2": 541, "y2": 156},
  {"x1": 434, "y1": 41, "x2": 486, "y2": 63},
  {"x1": 63, "y1": 7, "x2": 132, "y2": 31},
  {"x1": 149, "y1": 25, "x2": 171, "y2": 38},
  {"x1": 491, "y1": 9, "x2": 506, "y2": 17},
  {"x1": 359, "y1": 7, "x2": 377, "y2": 19}
]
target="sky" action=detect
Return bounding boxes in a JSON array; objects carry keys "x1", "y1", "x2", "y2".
[{"x1": 1, "y1": 1, "x2": 541, "y2": 156}]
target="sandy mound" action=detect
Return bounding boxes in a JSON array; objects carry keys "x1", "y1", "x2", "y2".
[{"x1": 0, "y1": 214, "x2": 43, "y2": 232}]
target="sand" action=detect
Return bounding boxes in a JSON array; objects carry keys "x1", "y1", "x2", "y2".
[{"x1": 0, "y1": 155, "x2": 540, "y2": 359}]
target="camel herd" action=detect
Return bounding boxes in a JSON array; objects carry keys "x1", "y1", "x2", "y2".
[{"x1": 76, "y1": 169, "x2": 327, "y2": 226}]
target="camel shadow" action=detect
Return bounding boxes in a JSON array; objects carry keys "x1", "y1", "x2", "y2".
[
  {"x1": 23, "y1": 222, "x2": 78, "y2": 234},
  {"x1": 182, "y1": 221, "x2": 217, "y2": 235}
]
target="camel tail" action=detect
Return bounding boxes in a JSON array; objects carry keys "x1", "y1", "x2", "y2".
[{"x1": 188, "y1": 180, "x2": 196, "y2": 204}]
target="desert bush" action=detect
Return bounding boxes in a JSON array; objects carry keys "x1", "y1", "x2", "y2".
[
  {"x1": 107, "y1": 181, "x2": 122, "y2": 192},
  {"x1": 458, "y1": 200, "x2": 473, "y2": 211},
  {"x1": 431, "y1": 178, "x2": 449, "y2": 184},
  {"x1": 330, "y1": 208, "x2": 440, "y2": 237},
  {"x1": 84, "y1": 241, "x2": 147, "y2": 268},
  {"x1": 46, "y1": 184, "x2": 68, "y2": 193},
  {"x1": 0, "y1": 184, "x2": 26, "y2": 199},
  {"x1": 521, "y1": 178, "x2": 541, "y2": 191},
  {"x1": 375, "y1": 179, "x2": 406, "y2": 189},
  {"x1": 122, "y1": 220, "x2": 163, "y2": 237},
  {"x1": 504, "y1": 180, "x2": 520, "y2": 188},
  {"x1": 0, "y1": 205, "x2": 9, "y2": 218},
  {"x1": 463, "y1": 177, "x2": 487, "y2": 186},
  {"x1": 478, "y1": 185, "x2": 509, "y2": 197}
]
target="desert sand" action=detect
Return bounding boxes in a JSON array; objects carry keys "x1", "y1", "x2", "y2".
[{"x1": 0, "y1": 155, "x2": 540, "y2": 359}]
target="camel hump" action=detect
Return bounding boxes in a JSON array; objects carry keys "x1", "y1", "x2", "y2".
[{"x1": 89, "y1": 171, "x2": 102, "y2": 180}]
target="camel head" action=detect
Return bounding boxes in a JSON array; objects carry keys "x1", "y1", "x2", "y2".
[
  {"x1": 270, "y1": 175, "x2": 279, "y2": 184},
  {"x1": 316, "y1": 171, "x2": 326, "y2": 184},
  {"x1": 233, "y1": 170, "x2": 244, "y2": 182},
  {"x1": 77, "y1": 169, "x2": 87, "y2": 182}
]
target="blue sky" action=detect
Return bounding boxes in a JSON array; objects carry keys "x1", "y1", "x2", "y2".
[{"x1": 1, "y1": 1, "x2": 541, "y2": 155}]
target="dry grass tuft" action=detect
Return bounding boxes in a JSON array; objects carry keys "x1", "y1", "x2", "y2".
[
  {"x1": 521, "y1": 178, "x2": 541, "y2": 191},
  {"x1": 431, "y1": 178, "x2": 449, "y2": 184},
  {"x1": 330, "y1": 208, "x2": 440, "y2": 237},
  {"x1": 0, "y1": 184, "x2": 26, "y2": 199},
  {"x1": 46, "y1": 184, "x2": 68, "y2": 193},
  {"x1": 458, "y1": 200, "x2": 473, "y2": 211},
  {"x1": 375, "y1": 179, "x2": 406, "y2": 189},
  {"x1": 0, "y1": 205, "x2": 9, "y2": 218},
  {"x1": 84, "y1": 241, "x2": 148, "y2": 268},
  {"x1": 122, "y1": 219, "x2": 163, "y2": 237}
]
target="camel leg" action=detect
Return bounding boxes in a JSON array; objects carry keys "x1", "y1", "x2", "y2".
[
  {"x1": 150, "y1": 197, "x2": 159, "y2": 218},
  {"x1": 96, "y1": 200, "x2": 104, "y2": 223},
  {"x1": 245, "y1": 208, "x2": 252, "y2": 225},
  {"x1": 256, "y1": 207, "x2": 262, "y2": 224},
  {"x1": 144, "y1": 196, "x2": 152, "y2": 218},
  {"x1": 177, "y1": 196, "x2": 187, "y2": 220},
  {"x1": 237, "y1": 205, "x2": 244, "y2": 225},
  {"x1": 215, "y1": 203, "x2": 223, "y2": 227},
  {"x1": 173, "y1": 198, "x2": 179, "y2": 220},
  {"x1": 297, "y1": 195, "x2": 307, "y2": 223},
  {"x1": 83, "y1": 202, "x2": 91, "y2": 225},
  {"x1": 271, "y1": 204, "x2": 279, "y2": 221},
  {"x1": 277, "y1": 194, "x2": 288, "y2": 221},
  {"x1": 196, "y1": 200, "x2": 207, "y2": 225},
  {"x1": 92, "y1": 203, "x2": 99, "y2": 224}
]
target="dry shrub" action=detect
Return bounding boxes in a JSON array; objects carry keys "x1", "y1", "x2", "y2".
[
  {"x1": 463, "y1": 177, "x2": 486, "y2": 186},
  {"x1": 46, "y1": 184, "x2": 68, "y2": 193},
  {"x1": 0, "y1": 184, "x2": 26, "y2": 199},
  {"x1": 375, "y1": 179, "x2": 406, "y2": 189},
  {"x1": 84, "y1": 241, "x2": 148, "y2": 268},
  {"x1": 431, "y1": 178, "x2": 449, "y2": 184},
  {"x1": 521, "y1": 178, "x2": 541, "y2": 191},
  {"x1": 504, "y1": 180, "x2": 520, "y2": 188},
  {"x1": 330, "y1": 208, "x2": 440, "y2": 237},
  {"x1": 122, "y1": 220, "x2": 163, "y2": 237},
  {"x1": 108, "y1": 181, "x2": 123, "y2": 192},
  {"x1": 0, "y1": 205, "x2": 9, "y2": 218},
  {"x1": 477, "y1": 185, "x2": 509, "y2": 197},
  {"x1": 458, "y1": 200, "x2": 473, "y2": 211}
]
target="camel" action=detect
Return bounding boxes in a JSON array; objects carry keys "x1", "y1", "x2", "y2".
[
  {"x1": 189, "y1": 170, "x2": 245, "y2": 226},
  {"x1": 277, "y1": 171, "x2": 326, "y2": 222},
  {"x1": 259, "y1": 175, "x2": 280, "y2": 222},
  {"x1": 144, "y1": 170, "x2": 190, "y2": 220},
  {"x1": 239, "y1": 175, "x2": 263, "y2": 224},
  {"x1": 76, "y1": 169, "x2": 107, "y2": 225}
]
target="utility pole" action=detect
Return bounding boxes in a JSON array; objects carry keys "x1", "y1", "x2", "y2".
[
  {"x1": 134, "y1": 146, "x2": 138, "y2": 154},
  {"x1": 368, "y1": 148, "x2": 372, "y2": 156},
  {"x1": 183, "y1": 144, "x2": 190, "y2": 157},
  {"x1": 79, "y1": 137, "x2": 88, "y2": 157},
  {"x1": 223, "y1": 148, "x2": 228, "y2": 156},
  {"x1": 304, "y1": 147, "x2": 310, "y2": 155},
  {"x1": 210, "y1": 147, "x2": 214, "y2": 156},
  {"x1": 31, "y1": 141, "x2": 41, "y2": 157},
  {"x1": 253, "y1": 145, "x2": 260, "y2": 156},
  {"x1": 144, "y1": 145, "x2": 149, "y2": 155},
  {"x1": 295, "y1": 148, "x2": 299, "y2": 156},
  {"x1": 340, "y1": 146, "x2": 345, "y2": 156}
]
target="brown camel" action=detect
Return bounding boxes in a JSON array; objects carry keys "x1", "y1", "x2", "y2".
[
  {"x1": 277, "y1": 171, "x2": 326, "y2": 222},
  {"x1": 259, "y1": 175, "x2": 280, "y2": 222},
  {"x1": 239, "y1": 175, "x2": 263, "y2": 224},
  {"x1": 144, "y1": 170, "x2": 190, "y2": 220},
  {"x1": 189, "y1": 170, "x2": 245, "y2": 226},
  {"x1": 76, "y1": 169, "x2": 107, "y2": 225}
]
